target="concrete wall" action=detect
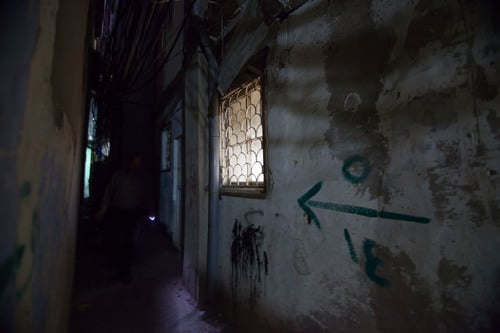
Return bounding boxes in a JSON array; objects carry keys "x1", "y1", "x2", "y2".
[
  {"x1": 159, "y1": 107, "x2": 183, "y2": 247},
  {"x1": 216, "y1": 0, "x2": 500, "y2": 332},
  {"x1": 158, "y1": 0, "x2": 184, "y2": 247},
  {"x1": 0, "y1": 0, "x2": 88, "y2": 331}
]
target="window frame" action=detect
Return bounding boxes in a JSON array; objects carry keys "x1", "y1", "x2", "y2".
[
  {"x1": 219, "y1": 75, "x2": 268, "y2": 198},
  {"x1": 160, "y1": 122, "x2": 172, "y2": 172}
]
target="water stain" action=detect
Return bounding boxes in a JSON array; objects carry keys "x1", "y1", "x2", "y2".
[
  {"x1": 438, "y1": 291, "x2": 468, "y2": 333},
  {"x1": 369, "y1": 246, "x2": 437, "y2": 332},
  {"x1": 436, "y1": 140, "x2": 461, "y2": 168},
  {"x1": 428, "y1": 157, "x2": 490, "y2": 225},
  {"x1": 486, "y1": 109, "x2": 500, "y2": 139},
  {"x1": 436, "y1": 257, "x2": 478, "y2": 332},
  {"x1": 472, "y1": 65, "x2": 497, "y2": 101},
  {"x1": 427, "y1": 169, "x2": 452, "y2": 220},
  {"x1": 369, "y1": 245, "x2": 470, "y2": 332},
  {"x1": 323, "y1": 0, "x2": 395, "y2": 198},
  {"x1": 466, "y1": 199, "x2": 487, "y2": 227},
  {"x1": 405, "y1": 1, "x2": 451, "y2": 58},
  {"x1": 405, "y1": 90, "x2": 458, "y2": 131},
  {"x1": 438, "y1": 257, "x2": 472, "y2": 288}
]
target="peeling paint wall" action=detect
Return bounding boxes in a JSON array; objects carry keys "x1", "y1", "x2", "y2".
[
  {"x1": 0, "y1": 0, "x2": 88, "y2": 332},
  {"x1": 216, "y1": 0, "x2": 500, "y2": 331}
]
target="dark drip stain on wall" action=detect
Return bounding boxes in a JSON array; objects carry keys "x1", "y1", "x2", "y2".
[{"x1": 231, "y1": 219, "x2": 268, "y2": 311}]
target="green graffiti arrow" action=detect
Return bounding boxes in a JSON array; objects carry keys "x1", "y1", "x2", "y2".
[
  {"x1": 298, "y1": 182, "x2": 431, "y2": 228},
  {"x1": 298, "y1": 181, "x2": 323, "y2": 228}
]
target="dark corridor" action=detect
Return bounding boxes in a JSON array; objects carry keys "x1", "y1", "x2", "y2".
[{"x1": 69, "y1": 209, "x2": 225, "y2": 333}]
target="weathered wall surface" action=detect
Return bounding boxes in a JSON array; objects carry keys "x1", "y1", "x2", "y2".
[
  {"x1": 0, "y1": 0, "x2": 88, "y2": 332},
  {"x1": 158, "y1": 0, "x2": 184, "y2": 247},
  {"x1": 159, "y1": 107, "x2": 183, "y2": 247},
  {"x1": 217, "y1": 0, "x2": 500, "y2": 331},
  {"x1": 0, "y1": 2, "x2": 41, "y2": 331}
]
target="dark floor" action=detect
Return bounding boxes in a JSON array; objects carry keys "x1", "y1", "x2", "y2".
[{"x1": 69, "y1": 218, "x2": 226, "y2": 333}]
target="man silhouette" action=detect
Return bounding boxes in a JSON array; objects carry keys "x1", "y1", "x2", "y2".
[{"x1": 96, "y1": 154, "x2": 151, "y2": 283}]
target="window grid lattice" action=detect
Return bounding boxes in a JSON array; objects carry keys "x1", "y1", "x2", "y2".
[{"x1": 220, "y1": 77, "x2": 264, "y2": 189}]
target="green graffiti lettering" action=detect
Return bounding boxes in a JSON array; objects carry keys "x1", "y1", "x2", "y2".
[
  {"x1": 363, "y1": 239, "x2": 389, "y2": 287},
  {"x1": 344, "y1": 229, "x2": 358, "y2": 263}
]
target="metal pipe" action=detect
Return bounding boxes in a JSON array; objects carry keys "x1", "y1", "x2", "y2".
[
  {"x1": 207, "y1": 94, "x2": 219, "y2": 304},
  {"x1": 193, "y1": 5, "x2": 220, "y2": 304}
]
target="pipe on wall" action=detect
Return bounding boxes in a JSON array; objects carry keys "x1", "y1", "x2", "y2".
[
  {"x1": 194, "y1": 2, "x2": 220, "y2": 305},
  {"x1": 207, "y1": 95, "x2": 220, "y2": 304}
]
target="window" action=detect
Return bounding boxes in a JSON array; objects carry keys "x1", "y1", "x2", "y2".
[
  {"x1": 161, "y1": 124, "x2": 172, "y2": 172},
  {"x1": 220, "y1": 77, "x2": 266, "y2": 196}
]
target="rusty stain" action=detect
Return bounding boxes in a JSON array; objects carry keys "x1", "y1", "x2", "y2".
[{"x1": 466, "y1": 199, "x2": 487, "y2": 227}]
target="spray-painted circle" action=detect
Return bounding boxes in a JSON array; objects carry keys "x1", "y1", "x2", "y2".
[
  {"x1": 344, "y1": 92, "x2": 362, "y2": 112},
  {"x1": 342, "y1": 155, "x2": 371, "y2": 184}
]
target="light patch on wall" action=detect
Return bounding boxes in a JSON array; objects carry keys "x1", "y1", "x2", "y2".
[{"x1": 83, "y1": 147, "x2": 91, "y2": 198}]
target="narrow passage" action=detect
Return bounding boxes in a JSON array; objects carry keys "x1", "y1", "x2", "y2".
[{"x1": 70, "y1": 219, "x2": 225, "y2": 333}]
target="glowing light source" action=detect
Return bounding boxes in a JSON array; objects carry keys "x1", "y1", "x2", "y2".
[{"x1": 148, "y1": 216, "x2": 156, "y2": 222}]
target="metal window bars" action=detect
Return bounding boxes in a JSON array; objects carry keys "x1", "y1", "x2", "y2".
[{"x1": 220, "y1": 77, "x2": 264, "y2": 189}]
